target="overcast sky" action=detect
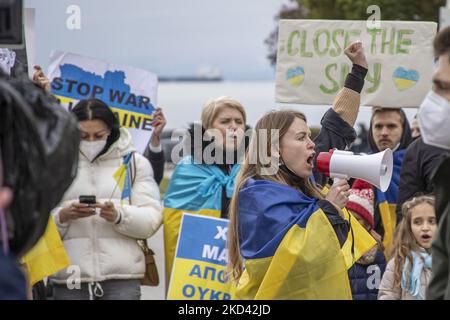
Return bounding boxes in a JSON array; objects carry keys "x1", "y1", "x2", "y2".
[{"x1": 24, "y1": 0, "x2": 290, "y2": 80}]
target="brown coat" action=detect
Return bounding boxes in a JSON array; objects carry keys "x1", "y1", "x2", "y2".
[{"x1": 378, "y1": 258, "x2": 432, "y2": 300}]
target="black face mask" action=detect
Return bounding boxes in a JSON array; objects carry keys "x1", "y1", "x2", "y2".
[{"x1": 279, "y1": 160, "x2": 306, "y2": 189}]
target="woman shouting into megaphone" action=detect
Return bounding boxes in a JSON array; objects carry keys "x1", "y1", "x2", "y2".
[{"x1": 227, "y1": 41, "x2": 373, "y2": 300}]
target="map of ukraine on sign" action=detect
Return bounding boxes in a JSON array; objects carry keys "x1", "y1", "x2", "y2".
[
  {"x1": 47, "y1": 50, "x2": 157, "y2": 153},
  {"x1": 275, "y1": 20, "x2": 437, "y2": 108},
  {"x1": 167, "y1": 214, "x2": 232, "y2": 300}
]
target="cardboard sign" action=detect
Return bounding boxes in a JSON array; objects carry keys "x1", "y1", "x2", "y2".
[
  {"x1": 47, "y1": 51, "x2": 157, "y2": 153},
  {"x1": 276, "y1": 20, "x2": 437, "y2": 108},
  {"x1": 167, "y1": 214, "x2": 232, "y2": 300}
]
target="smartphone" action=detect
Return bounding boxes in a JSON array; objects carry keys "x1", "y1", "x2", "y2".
[{"x1": 79, "y1": 195, "x2": 96, "y2": 205}]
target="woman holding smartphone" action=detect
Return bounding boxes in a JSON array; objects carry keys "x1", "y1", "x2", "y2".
[{"x1": 50, "y1": 98, "x2": 162, "y2": 300}]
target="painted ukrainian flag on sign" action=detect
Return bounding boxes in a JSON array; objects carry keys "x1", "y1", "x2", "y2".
[
  {"x1": 393, "y1": 67, "x2": 419, "y2": 90},
  {"x1": 113, "y1": 153, "x2": 133, "y2": 204},
  {"x1": 163, "y1": 156, "x2": 240, "y2": 283},
  {"x1": 234, "y1": 178, "x2": 375, "y2": 300},
  {"x1": 375, "y1": 149, "x2": 405, "y2": 259}
]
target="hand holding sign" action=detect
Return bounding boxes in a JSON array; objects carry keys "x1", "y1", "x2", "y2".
[
  {"x1": 32, "y1": 65, "x2": 51, "y2": 92},
  {"x1": 344, "y1": 41, "x2": 368, "y2": 69},
  {"x1": 150, "y1": 107, "x2": 167, "y2": 148}
]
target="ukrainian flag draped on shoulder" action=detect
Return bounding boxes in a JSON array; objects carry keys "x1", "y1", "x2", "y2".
[
  {"x1": 235, "y1": 178, "x2": 352, "y2": 300},
  {"x1": 375, "y1": 149, "x2": 404, "y2": 257},
  {"x1": 163, "y1": 155, "x2": 240, "y2": 280}
]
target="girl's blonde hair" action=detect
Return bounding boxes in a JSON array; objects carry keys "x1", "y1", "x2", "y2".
[
  {"x1": 391, "y1": 195, "x2": 435, "y2": 287},
  {"x1": 201, "y1": 96, "x2": 246, "y2": 130},
  {"x1": 227, "y1": 109, "x2": 324, "y2": 281}
]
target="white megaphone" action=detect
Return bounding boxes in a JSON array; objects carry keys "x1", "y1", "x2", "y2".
[{"x1": 316, "y1": 148, "x2": 393, "y2": 192}]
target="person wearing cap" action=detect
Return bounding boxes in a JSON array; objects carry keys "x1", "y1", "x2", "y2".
[{"x1": 346, "y1": 180, "x2": 387, "y2": 300}]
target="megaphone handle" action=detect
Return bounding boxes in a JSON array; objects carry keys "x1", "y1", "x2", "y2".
[{"x1": 332, "y1": 177, "x2": 345, "y2": 186}]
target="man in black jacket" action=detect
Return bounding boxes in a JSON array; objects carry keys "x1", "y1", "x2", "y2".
[
  {"x1": 396, "y1": 137, "x2": 449, "y2": 224},
  {"x1": 361, "y1": 107, "x2": 411, "y2": 250},
  {"x1": 424, "y1": 26, "x2": 450, "y2": 300}
]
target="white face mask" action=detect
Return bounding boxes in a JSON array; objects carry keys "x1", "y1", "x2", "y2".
[
  {"x1": 79, "y1": 140, "x2": 107, "y2": 161},
  {"x1": 418, "y1": 90, "x2": 450, "y2": 150}
]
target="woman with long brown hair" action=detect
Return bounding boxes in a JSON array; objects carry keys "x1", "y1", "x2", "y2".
[
  {"x1": 228, "y1": 109, "x2": 357, "y2": 299},
  {"x1": 228, "y1": 41, "x2": 373, "y2": 300}
]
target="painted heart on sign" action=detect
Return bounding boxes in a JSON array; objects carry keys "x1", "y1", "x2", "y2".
[
  {"x1": 392, "y1": 67, "x2": 420, "y2": 91},
  {"x1": 286, "y1": 66, "x2": 305, "y2": 87}
]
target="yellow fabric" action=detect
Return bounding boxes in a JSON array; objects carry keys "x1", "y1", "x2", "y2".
[
  {"x1": 341, "y1": 208, "x2": 377, "y2": 269},
  {"x1": 21, "y1": 217, "x2": 70, "y2": 286},
  {"x1": 163, "y1": 208, "x2": 220, "y2": 281},
  {"x1": 321, "y1": 186, "x2": 377, "y2": 269},
  {"x1": 234, "y1": 209, "x2": 352, "y2": 300},
  {"x1": 379, "y1": 202, "x2": 397, "y2": 259},
  {"x1": 167, "y1": 258, "x2": 232, "y2": 300}
]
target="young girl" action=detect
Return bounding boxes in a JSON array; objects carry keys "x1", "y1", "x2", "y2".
[{"x1": 378, "y1": 195, "x2": 437, "y2": 300}]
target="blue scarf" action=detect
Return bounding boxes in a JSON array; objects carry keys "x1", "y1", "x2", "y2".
[{"x1": 401, "y1": 250, "x2": 432, "y2": 300}]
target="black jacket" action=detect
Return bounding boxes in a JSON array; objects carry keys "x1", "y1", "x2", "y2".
[
  {"x1": 143, "y1": 146, "x2": 165, "y2": 186},
  {"x1": 426, "y1": 157, "x2": 450, "y2": 300},
  {"x1": 396, "y1": 137, "x2": 449, "y2": 223}
]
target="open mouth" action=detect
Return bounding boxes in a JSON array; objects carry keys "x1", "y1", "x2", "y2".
[
  {"x1": 421, "y1": 234, "x2": 431, "y2": 241},
  {"x1": 306, "y1": 153, "x2": 315, "y2": 167}
]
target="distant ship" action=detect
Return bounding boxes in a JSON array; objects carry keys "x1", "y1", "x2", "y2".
[{"x1": 159, "y1": 66, "x2": 223, "y2": 82}]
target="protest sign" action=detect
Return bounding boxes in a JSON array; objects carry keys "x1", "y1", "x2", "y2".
[
  {"x1": 167, "y1": 214, "x2": 231, "y2": 300},
  {"x1": 276, "y1": 20, "x2": 437, "y2": 108},
  {"x1": 47, "y1": 51, "x2": 157, "y2": 153}
]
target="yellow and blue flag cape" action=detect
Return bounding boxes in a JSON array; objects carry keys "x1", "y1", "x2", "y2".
[
  {"x1": 163, "y1": 156, "x2": 240, "y2": 281},
  {"x1": 113, "y1": 153, "x2": 133, "y2": 204},
  {"x1": 235, "y1": 178, "x2": 375, "y2": 300},
  {"x1": 21, "y1": 217, "x2": 71, "y2": 286},
  {"x1": 375, "y1": 149, "x2": 405, "y2": 258}
]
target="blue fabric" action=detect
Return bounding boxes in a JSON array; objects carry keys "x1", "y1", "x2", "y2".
[
  {"x1": 197, "y1": 163, "x2": 241, "y2": 198},
  {"x1": 375, "y1": 149, "x2": 405, "y2": 204},
  {"x1": 348, "y1": 251, "x2": 386, "y2": 300},
  {"x1": 238, "y1": 178, "x2": 320, "y2": 260},
  {"x1": 164, "y1": 155, "x2": 240, "y2": 211},
  {"x1": 0, "y1": 251, "x2": 27, "y2": 300},
  {"x1": 121, "y1": 153, "x2": 133, "y2": 200},
  {"x1": 401, "y1": 250, "x2": 432, "y2": 300}
]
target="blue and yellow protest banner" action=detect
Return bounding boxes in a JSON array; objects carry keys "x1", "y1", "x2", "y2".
[
  {"x1": 47, "y1": 50, "x2": 157, "y2": 153},
  {"x1": 167, "y1": 213, "x2": 231, "y2": 300}
]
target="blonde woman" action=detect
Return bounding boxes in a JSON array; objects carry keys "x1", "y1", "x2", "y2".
[{"x1": 162, "y1": 96, "x2": 248, "y2": 282}]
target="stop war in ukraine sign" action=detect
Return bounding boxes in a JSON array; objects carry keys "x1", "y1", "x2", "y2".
[
  {"x1": 47, "y1": 50, "x2": 157, "y2": 153},
  {"x1": 276, "y1": 20, "x2": 437, "y2": 108}
]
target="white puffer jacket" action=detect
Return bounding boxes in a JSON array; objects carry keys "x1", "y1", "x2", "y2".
[{"x1": 50, "y1": 128, "x2": 162, "y2": 284}]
